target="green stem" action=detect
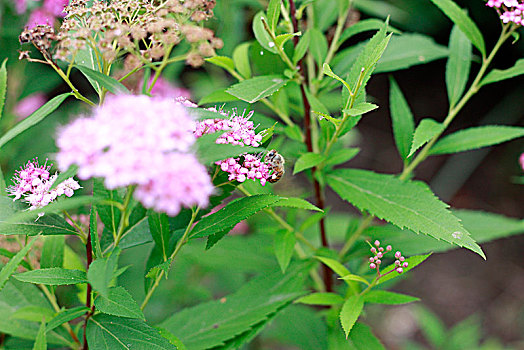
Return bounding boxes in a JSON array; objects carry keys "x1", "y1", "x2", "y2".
[
  {"x1": 113, "y1": 186, "x2": 136, "y2": 247},
  {"x1": 47, "y1": 58, "x2": 96, "y2": 106},
  {"x1": 147, "y1": 45, "x2": 175, "y2": 94}
]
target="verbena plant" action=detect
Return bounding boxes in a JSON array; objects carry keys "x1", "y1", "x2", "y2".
[{"x1": 0, "y1": 0, "x2": 523, "y2": 349}]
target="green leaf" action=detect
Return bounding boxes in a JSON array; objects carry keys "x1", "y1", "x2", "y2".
[
  {"x1": 0, "y1": 197, "x2": 78, "y2": 236},
  {"x1": 93, "y1": 179, "x2": 122, "y2": 238},
  {"x1": 340, "y1": 295, "x2": 364, "y2": 338},
  {"x1": 413, "y1": 306, "x2": 446, "y2": 348},
  {"x1": 326, "y1": 148, "x2": 360, "y2": 166},
  {"x1": 293, "y1": 30, "x2": 310, "y2": 64},
  {"x1": 87, "y1": 250, "x2": 119, "y2": 297},
  {"x1": 75, "y1": 65, "x2": 129, "y2": 94},
  {"x1": 377, "y1": 253, "x2": 431, "y2": 285},
  {"x1": 49, "y1": 165, "x2": 78, "y2": 191},
  {"x1": 348, "y1": 322, "x2": 385, "y2": 350},
  {"x1": 159, "y1": 265, "x2": 307, "y2": 350},
  {"x1": 0, "y1": 59, "x2": 7, "y2": 117},
  {"x1": 46, "y1": 306, "x2": 89, "y2": 332},
  {"x1": 363, "y1": 290, "x2": 419, "y2": 304},
  {"x1": 232, "y1": 42, "x2": 252, "y2": 79},
  {"x1": 446, "y1": 25, "x2": 472, "y2": 107},
  {"x1": 226, "y1": 75, "x2": 288, "y2": 103},
  {"x1": 267, "y1": 0, "x2": 281, "y2": 32},
  {"x1": 252, "y1": 11, "x2": 278, "y2": 53},
  {"x1": 343, "y1": 102, "x2": 378, "y2": 116},
  {"x1": 40, "y1": 236, "x2": 64, "y2": 269},
  {"x1": 339, "y1": 273, "x2": 370, "y2": 285},
  {"x1": 275, "y1": 32, "x2": 300, "y2": 49},
  {"x1": 0, "y1": 237, "x2": 36, "y2": 292},
  {"x1": 408, "y1": 118, "x2": 444, "y2": 157},
  {"x1": 309, "y1": 28, "x2": 328, "y2": 67},
  {"x1": 94, "y1": 286, "x2": 144, "y2": 320},
  {"x1": 284, "y1": 124, "x2": 304, "y2": 142},
  {"x1": 156, "y1": 327, "x2": 188, "y2": 350},
  {"x1": 293, "y1": 152, "x2": 324, "y2": 174},
  {"x1": 11, "y1": 306, "x2": 55, "y2": 322},
  {"x1": 274, "y1": 229, "x2": 296, "y2": 273},
  {"x1": 90, "y1": 206, "x2": 103, "y2": 259},
  {"x1": 480, "y1": 59, "x2": 524, "y2": 86},
  {"x1": 0, "y1": 93, "x2": 71, "y2": 149},
  {"x1": 339, "y1": 19, "x2": 400, "y2": 46},
  {"x1": 148, "y1": 212, "x2": 170, "y2": 261},
  {"x1": 87, "y1": 314, "x2": 177, "y2": 350},
  {"x1": 375, "y1": 34, "x2": 449, "y2": 73},
  {"x1": 195, "y1": 133, "x2": 261, "y2": 165},
  {"x1": 75, "y1": 45, "x2": 102, "y2": 94},
  {"x1": 0, "y1": 164, "x2": 6, "y2": 197},
  {"x1": 273, "y1": 197, "x2": 322, "y2": 211},
  {"x1": 13, "y1": 268, "x2": 87, "y2": 285},
  {"x1": 205, "y1": 56, "x2": 235, "y2": 74},
  {"x1": 430, "y1": 126, "x2": 524, "y2": 155},
  {"x1": 429, "y1": 0, "x2": 485, "y2": 56},
  {"x1": 327, "y1": 169, "x2": 485, "y2": 258},
  {"x1": 295, "y1": 292, "x2": 344, "y2": 306},
  {"x1": 33, "y1": 319, "x2": 46, "y2": 350},
  {"x1": 314, "y1": 256, "x2": 350, "y2": 278},
  {"x1": 198, "y1": 89, "x2": 238, "y2": 105},
  {"x1": 389, "y1": 76, "x2": 415, "y2": 160},
  {"x1": 322, "y1": 63, "x2": 352, "y2": 94}
]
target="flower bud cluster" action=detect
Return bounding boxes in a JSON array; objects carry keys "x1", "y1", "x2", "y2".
[
  {"x1": 368, "y1": 240, "x2": 408, "y2": 274},
  {"x1": 7, "y1": 158, "x2": 80, "y2": 218},
  {"x1": 486, "y1": 0, "x2": 524, "y2": 26},
  {"x1": 194, "y1": 109, "x2": 271, "y2": 185}
]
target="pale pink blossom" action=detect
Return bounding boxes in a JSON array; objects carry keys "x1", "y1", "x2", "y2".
[
  {"x1": 519, "y1": 153, "x2": 524, "y2": 170},
  {"x1": 149, "y1": 77, "x2": 191, "y2": 99},
  {"x1": 14, "y1": 93, "x2": 46, "y2": 120}
]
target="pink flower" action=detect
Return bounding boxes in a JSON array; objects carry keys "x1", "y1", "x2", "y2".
[
  {"x1": 487, "y1": 0, "x2": 524, "y2": 26},
  {"x1": 519, "y1": 153, "x2": 524, "y2": 171},
  {"x1": 56, "y1": 94, "x2": 213, "y2": 216},
  {"x1": 15, "y1": 0, "x2": 28, "y2": 14},
  {"x1": 26, "y1": 8, "x2": 54, "y2": 28},
  {"x1": 7, "y1": 158, "x2": 80, "y2": 217},
  {"x1": 14, "y1": 93, "x2": 46, "y2": 120},
  {"x1": 149, "y1": 77, "x2": 191, "y2": 99},
  {"x1": 43, "y1": 0, "x2": 68, "y2": 17}
]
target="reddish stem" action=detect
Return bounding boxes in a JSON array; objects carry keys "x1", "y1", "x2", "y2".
[{"x1": 288, "y1": 0, "x2": 332, "y2": 292}]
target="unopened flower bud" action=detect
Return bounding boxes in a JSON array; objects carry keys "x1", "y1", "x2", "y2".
[
  {"x1": 395, "y1": 251, "x2": 402, "y2": 259},
  {"x1": 396, "y1": 267, "x2": 403, "y2": 274},
  {"x1": 377, "y1": 252, "x2": 383, "y2": 258},
  {"x1": 386, "y1": 245, "x2": 392, "y2": 251},
  {"x1": 374, "y1": 240, "x2": 380, "y2": 247},
  {"x1": 403, "y1": 262, "x2": 409, "y2": 268},
  {"x1": 369, "y1": 263, "x2": 376, "y2": 269}
]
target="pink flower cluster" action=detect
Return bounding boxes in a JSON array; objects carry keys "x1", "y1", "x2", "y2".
[
  {"x1": 7, "y1": 158, "x2": 80, "y2": 216},
  {"x1": 486, "y1": 0, "x2": 524, "y2": 26},
  {"x1": 56, "y1": 95, "x2": 213, "y2": 216},
  {"x1": 194, "y1": 109, "x2": 270, "y2": 185},
  {"x1": 17, "y1": 0, "x2": 69, "y2": 28},
  {"x1": 369, "y1": 240, "x2": 408, "y2": 274}
]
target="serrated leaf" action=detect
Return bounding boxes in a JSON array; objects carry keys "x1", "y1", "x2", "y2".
[
  {"x1": 0, "y1": 93, "x2": 71, "y2": 149},
  {"x1": 377, "y1": 253, "x2": 431, "y2": 285},
  {"x1": 326, "y1": 148, "x2": 360, "y2": 166},
  {"x1": 145, "y1": 258, "x2": 172, "y2": 279},
  {"x1": 295, "y1": 292, "x2": 344, "y2": 306},
  {"x1": 94, "y1": 286, "x2": 144, "y2": 320},
  {"x1": 340, "y1": 295, "x2": 364, "y2": 338},
  {"x1": 343, "y1": 102, "x2": 378, "y2": 116},
  {"x1": 46, "y1": 306, "x2": 89, "y2": 332},
  {"x1": 233, "y1": 42, "x2": 252, "y2": 79},
  {"x1": 253, "y1": 11, "x2": 278, "y2": 53},
  {"x1": 348, "y1": 322, "x2": 385, "y2": 350},
  {"x1": 274, "y1": 229, "x2": 295, "y2": 273},
  {"x1": 40, "y1": 236, "x2": 64, "y2": 269},
  {"x1": 389, "y1": 77, "x2": 415, "y2": 160},
  {"x1": 408, "y1": 118, "x2": 444, "y2": 157},
  {"x1": 480, "y1": 58, "x2": 524, "y2": 86},
  {"x1": 430, "y1": 126, "x2": 524, "y2": 155},
  {"x1": 226, "y1": 75, "x2": 288, "y2": 103},
  {"x1": 293, "y1": 152, "x2": 324, "y2": 174},
  {"x1": 205, "y1": 56, "x2": 235, "y2": 73},
  {"x1": 339, "y1": 19, "x2": 400, "y2": 46},
  {"x1": 148, "y1": 212, "x2": 170, "y2": 260},
  {"x1": 429, "y1": 0, "x2": 485, "y2": 56},
  {"x1": 33, "y1": 319, "x2": 46, "y2": 350},
  {"x1": 293, "y1": 30, "x2": 310, "y2": 64},
  {"x1": 159, "y1": 265, "x2": 307, "y2": 350},
  {"x1": 156, "y1": 327, "x2": 188, "y2": 350},
  {"x1": 75, "y1": 65, "x2": 129, "y2": 94},
  {"x1": 87, "y1": 314, "x2": 176, "y2": 350},
  {"x1": 327, "y1": 169, "x2": 485, "y2": 258},
  {"x1": 0, "y1": 59, "x2": 7, "y2": 117},
  {"x1": 267, "y1": 0, "x2": 281, "y2": 32},
  {"x1": 93, "y1": 179, "x2": 122, "y2": 237},
  {"x1": 363, "y1": 290, "x2": 419, "y2": 304},
  {"x1": 90, "y1": 206, "x2": 103, "y2": 259},
  {"x1": 13, "y1": 268, "x2": 87, "y2": 285},
  {"x1": 309, "y1": 28, "x2": 328, "y2": 67},
  {"x1": 339, "y1": 273, "x2": 370, "y2": 285},
  {"x1": 0, "y1": 237, "x2": 37, "y2": 292},
  {"x1": 446, "y1": 25, "x2": 472, "y2": 107},
  {"x1": 87, "y1": 250, "x2": 119, "y2": 297},
  {"x1": 314, "y1": 256, "x2": 350, "y2": 278}
]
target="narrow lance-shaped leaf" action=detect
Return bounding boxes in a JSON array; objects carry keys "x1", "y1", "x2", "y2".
[
  {"x1": 0, "y1": 165, "x2": 6, "y2": 197},
  {"x1": 429, "y1": 0, "x2": 485, "y2": 56},
  {"x1": 293, "y1": 30, "x2": 310, "y2": 64},
  {"x1": 389, "y1": 77, "x2": 415, "y2": 160},
  {"x1": 75, "y1": 65, "x2": 129, "y2": 94},
  {"x1": 266, "y1": 0, "x2": 281, "y2": 32},
  {"x1": 340, "y1": 295, "x2": 364, "y2": 338},
  {"x1": 363, "y1": 290, "x2": 420, "y2": 305},
  {"x1": 46, "y1": 306, "x2": 90, "y2": 332},
  {"x1": 252, "y1": 11, "x2": 278, "y2": 53},
  {"x1": 274, "y1": 229, "x2": 295, "y2": 273},
  {"x1": 14, "y1": 268, "x2": 87, "y2": 285},
  {"x1": 33, "y1": 319, "x2": 47, "y2": 350},
  {"x1": 233, "y1": 42, "x2": 252, "y2": 78},
  {"x1": 430, "y1": 126, "x2": 524, "y2": 155},
  {"x1": 339, "y1": 19, "x2": 400, "y2": 46},
  {"x1": 480, "y1": 58, "x2": 524, "y2": 86},
  {"x1": 0, "y1": 237, "x2": 37, "y2": 292},
  {"x1": 446, "y1": 25, "x2": 472, "y2": 107},
  {"x1": 0, "y1": 59, "x2": 7, "y2": 117},
  {"x1": 295, "y1": 292, "x2": 344, "y2": 306},
  {"x1": 226, "y1": 75, "x2": 288, "y2": 103},
  {"x1": 94, "y1": 286, "x2": 144, "y2": 320},
  {"x1": 348, "y1": 323, "x2": 386, "y2": 350},
  {"x1": 148, "y1": 212, "x2": 170, "y2": 260},
  {"x1": 309, "y1": 28, "x2": 328, "y2": 67},
  {"x1": 293, "y1": 152, "x2": 324, "y2": 175},
  {"x1": 205, "y1": 56, "x2": 235, "y2": 74},
  {"x1": 409, "y1": 118, "x2": 444, "y2": 157},
  {"x1": 377, "y1": 253, "x2": 431, "y2": 285},
  {"x1": 0, "y1": 93, "x2": 71, "y2": 149},
  {"x1": 327, "y1": 169, "x2": 485, "y2": 258},
  {"x1": 87, "y1": 249, "x2": 120, "y2": 297}
]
